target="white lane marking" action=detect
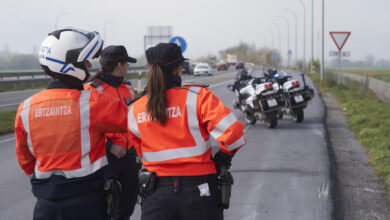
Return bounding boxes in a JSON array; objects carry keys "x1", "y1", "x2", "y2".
[
  {"x1": 242, "y1": 176, "x2": 263, "y2": 220},
  {"x1": 0, "y1": 102, "x2": 20, "y2": 107},
  {"x1": 209, "y1": 80, "x2": 234, "y2": 88},
  {"x1": 0, "y1": 137, "x2": 15, "y2": 144}
]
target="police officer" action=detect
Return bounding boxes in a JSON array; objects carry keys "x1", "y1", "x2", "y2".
[
  {"x1": 127, "y1": 43, "x2": 246, "y2": 220},
  {"x1": 15, "y1": 28, "x2": 128, "y2": 220},
  {"x1": 85, "y1": 45, "x2": 141, "y2": 220}
]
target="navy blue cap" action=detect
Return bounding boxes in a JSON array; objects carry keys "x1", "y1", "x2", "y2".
[{"x1": 100, "y1": 45, "x2": 137, "y2": 65}]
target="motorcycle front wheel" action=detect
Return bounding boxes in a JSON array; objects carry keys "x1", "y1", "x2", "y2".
[
  {"x1": 265, "y1": 112, "x2": 278, "y2": 129},
  {"x1": 244, "y1": 113, "x2": 256, "y2": 125}
]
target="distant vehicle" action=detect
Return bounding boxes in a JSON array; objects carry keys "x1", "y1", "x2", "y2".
[
  {"x1": 194, "y1": 63, "x2": 213, "y2": 76},
  {"x1": 217, "y1": 63, "x2": 228, "y2": 71},
  {"x1": 227, "y1": 54, "x2": 237, "y2": 66},
  {"x1": 182, "y1": 61, "x2": 193, "y2": 74},
  {"x1": 235, "y1": 62, "x2": 245, "y2": 70}
]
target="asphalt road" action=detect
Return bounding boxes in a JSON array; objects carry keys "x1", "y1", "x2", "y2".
[{"x1": 0, "y1": 67, "x2": 333, "y2": 219}]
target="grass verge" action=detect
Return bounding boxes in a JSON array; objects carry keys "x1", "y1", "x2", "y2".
[
  {"x1": 373, "y1": 74, "x2": 390, "y2": 83},
  {"x1": 309, "y1": 73, "x2": 390, "y2": 188},
  {"x1": 0, "y1": 111, "x2": 16, "y2": 135}
]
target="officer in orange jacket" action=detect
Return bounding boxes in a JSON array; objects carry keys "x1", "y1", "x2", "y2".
[
  {"x1": 14, "y1": 28, "x2": 128, "y2": 220},
  {"x1": 128, "y1": 43, "x2": 246, "y2": 220},
  {"x1": 85, "y1": 45, "x2": 141, "y2": 220}
]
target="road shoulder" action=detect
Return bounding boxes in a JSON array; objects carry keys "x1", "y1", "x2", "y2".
[{"x1": 323, "y1": 92, "x2": 390, "y2": 219}]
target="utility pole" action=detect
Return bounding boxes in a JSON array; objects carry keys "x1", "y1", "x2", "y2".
[
  {"x1": 321, "y1": 0, "x2": 325, "y2": 80},
  {"x1": 300, "y1": 0, "x2": 306, "y2": 71},
  {"x1": 311, "y1": 0, "x2": 314, "y2": 73}
]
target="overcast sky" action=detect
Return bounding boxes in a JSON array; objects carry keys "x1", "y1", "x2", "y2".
[{"x1": 1, "y1": 0, "x2": 389, "y2": 63}]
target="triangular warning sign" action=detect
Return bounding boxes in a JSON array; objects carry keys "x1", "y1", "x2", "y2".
[{"x1": 330, "y1": 32, "x2": 351, "y2": 51}]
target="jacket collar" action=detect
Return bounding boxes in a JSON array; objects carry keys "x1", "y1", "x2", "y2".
[
  {"x1": 101, "y1": 71, "x2": 123, "y2": 88},
  {"x1": 47, "y1": 80, "x2": 83, "y2": 90},
  {"x1": 165, "y1": 74, "x2": 182, "y2": 90}
]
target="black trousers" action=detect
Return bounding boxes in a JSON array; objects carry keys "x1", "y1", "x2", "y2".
[
  {"x1": 105, "y1": 145, "x2": 141, "y2": 220},
  {"x1": 141, "y1": 175, "x2": 224, "y2": 220},
  {"x1": 33, "y1": 194, "x2": 109, "y2": 220}
]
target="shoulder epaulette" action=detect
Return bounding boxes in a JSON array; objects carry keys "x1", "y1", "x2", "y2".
[
  {"x1": 90, "y1": 79, "x2": 103, "y2": 88},
  {"x1": 123, "y1": 80, "x2": 132, "y2": 86}
]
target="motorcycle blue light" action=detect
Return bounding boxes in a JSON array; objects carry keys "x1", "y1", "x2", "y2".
[{"x1": 274, "y1": 73, "x2": 280, "y2": 78}]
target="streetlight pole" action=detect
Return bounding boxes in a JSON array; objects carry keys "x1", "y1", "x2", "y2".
[
  {"x1": 54, "y1": 13, "x2": 69, "y2": 30},
  {"x1": 271, "y1": 22, "x2": 282, "y2": 57},
  {"x1": 321, "y1": 0, "x2": 325, "y2": 80},
  {"x1": 266, "y1": 28, "x2": 275, "y2": 50},
  {"x1": 311, "y1": 0, "x2": 314, "y2": 73},
  {"x1": 299, "y1": 0, "x2": 306, "y2": 71},
  {"x1": 284, "y1": 9, "x2": 298, "y2": 70},
  {"x1": 103, "y1": 20, "x2": 115, "y2": 42},
  {"x1": 258, "y1": 32, "x2": 266, "y2": 49},
  {"x1": 278, "y1": 16, "x2": 291, "y2": 67}
]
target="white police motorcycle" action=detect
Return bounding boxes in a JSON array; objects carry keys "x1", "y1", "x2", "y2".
[
  {"x1": 264, "y1": 69, "x2": 315, "y2": 123},
  {"x1": 227, "y1": 76, "x2": 281, "y2": 128}
]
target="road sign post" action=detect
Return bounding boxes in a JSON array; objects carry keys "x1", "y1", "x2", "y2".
[{"x1": 330, "y1": 32, "x2": 351, "y2": 85}]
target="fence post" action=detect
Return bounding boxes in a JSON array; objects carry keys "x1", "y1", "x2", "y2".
[{"x1": 137, "y1": 71, "x2": 143, "y2": 92}]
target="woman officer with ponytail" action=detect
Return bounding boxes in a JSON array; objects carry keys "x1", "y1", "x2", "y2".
[{"x1": 127, "y1": 43, "x2": 246, "y2": 220}]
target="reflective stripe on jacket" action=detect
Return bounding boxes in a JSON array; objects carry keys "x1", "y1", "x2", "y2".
[
  {"x1": 128, "y1": 86, "x2": 246, "y2": 177},
  {"x1": 15, "y1": 89, "x2": 128, "y2": 179},
  {"x1": 84, "y1": 80, "x2": 135, "y2": 148}
]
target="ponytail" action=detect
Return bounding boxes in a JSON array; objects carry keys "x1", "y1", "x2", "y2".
[
  {"x1": 88, "y1": 69, "x2": 103, "y2": 82},
  {"x1": 146, "y1": 64, "x2": 168, "y2": 125}
]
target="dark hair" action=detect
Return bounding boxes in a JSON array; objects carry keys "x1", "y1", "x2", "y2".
[
  {"x1": 146, "y1": 64, "x2": 169, "y2": 125},
  {"x1": 88, "y1": 60, "x2": 125, "y2": 82}
]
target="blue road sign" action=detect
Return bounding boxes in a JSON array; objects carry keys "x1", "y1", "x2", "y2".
[
  {"x1": 169, "y1": 36, "x2": 187, "y2": 53},
  {"x1": 272, "y1": 54, "x2": 279, "y2": 61},
  {"x1": 288, "y1": 49, "x2": 292, "y2": 55}
]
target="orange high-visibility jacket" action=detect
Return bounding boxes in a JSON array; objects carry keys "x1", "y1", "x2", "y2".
[
  {"x1": 15, "y1": 89, "x2": 128, "y2": 179},
  {"x1": 84, "y1": 79, "x2": 135, "y2": 149},
  {"x1": 128, "y1": 86, "x2": 246, "y2": 177}
]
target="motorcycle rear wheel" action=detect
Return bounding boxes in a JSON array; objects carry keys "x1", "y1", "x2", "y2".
[
  {"x1": 265, "y1": 112, "x2": 278, "y2": 128},
  {"x1": 292, "y1": 108, "x2": 304, "y2": 123},
  {"x1": 277, "y1": 111, "x2": 283, "y2": 119}
]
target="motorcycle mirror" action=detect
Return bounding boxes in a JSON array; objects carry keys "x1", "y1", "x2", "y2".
[
  {"x1": 299, "y1": 72, "x2": 305, "y2": 76},
  {"x1": 227, "y1": 84, "x2": 234, "y2": 91}
]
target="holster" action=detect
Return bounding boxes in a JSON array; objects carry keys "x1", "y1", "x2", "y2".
[
  {"x1": 138, "y1": 170, "x2": 156, "y2": 198},
  {"x1": 104, "y1": 179, "x2": 122, "y2": 217},
  {"x1": 217, "y1": 166, "x2": 234, "y2": 209}
]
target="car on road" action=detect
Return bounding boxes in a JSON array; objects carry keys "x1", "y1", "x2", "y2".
[
  {"x1": 235, "y1": 62, "x2": 245, "y2": 70},
  {"x1": 182, "y1": 61, "x2": 193, "y2": 74},
  {"x1": 194, "y1": 63, "x2": 213, "y2": 76},
  {"x1": 217, "y1": 63, "x2": 228, "y2": 71}
]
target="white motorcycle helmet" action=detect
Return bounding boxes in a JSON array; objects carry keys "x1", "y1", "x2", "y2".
[{"x1": 39, "y1": 28, "x2": 103, "y2": 85}]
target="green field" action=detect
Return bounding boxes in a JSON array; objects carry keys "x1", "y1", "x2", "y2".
[
  {"x1": 0, "y1": 111, "x2": 16, "y2": 135},
  {"x1": 373, "y1": 74, "x2": 390, "y2": 83},
  {"x1": 310, "y1": 73, "x2": 390, "y2": 189}
]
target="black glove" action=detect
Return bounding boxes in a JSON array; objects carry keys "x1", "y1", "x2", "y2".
[{"x1": 212, "y1": 151, "x2": 234, "y2": 173}]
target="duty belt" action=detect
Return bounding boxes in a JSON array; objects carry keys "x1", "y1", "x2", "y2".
[{"x1": 156, "y1": 174, "x2": 216, "y2": 186}]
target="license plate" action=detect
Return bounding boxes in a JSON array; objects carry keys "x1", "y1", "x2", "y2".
[
  {"x1": 294, "y1": 95, "x2": 304, "y2": 103},
  {"x1": 267, "y1": 99, "x2": 277, "y2": 107}
]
